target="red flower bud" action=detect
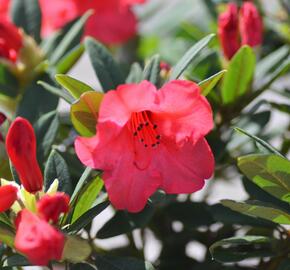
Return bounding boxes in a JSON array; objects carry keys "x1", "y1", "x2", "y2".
[
  {"x1": 37, "y1": 193, "x2": 70, "y2": 224},
  {"x1": 240, "y1": 2, "x2": 263, "y2": 47},
  {"x1": 6, "y1": 117, "x2": 43, "y2": 193},
  {"x1": 0, "y1": 185, "x2": 18, "y2": 212},
  {"x1": 218, "y1": 3, "x2": 240, "y2": 60},
  {"x1": 0, "y1": 18, "x2": 22, "y2": 62},
  {"x1": 15, "y1": 209, "x2": 65, "y2": 266}
]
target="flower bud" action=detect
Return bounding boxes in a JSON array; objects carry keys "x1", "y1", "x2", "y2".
[
  {"x1": 240, "y1": 2, "x2": 263, "y2": 47},
  {"x1": 15, "y1": 209, "x2": 65, "y2": 266},
  {"x1": 0, "y1": 185, "x2": 18, "y2": 212},
  {"x1": 218, "y1": 3, "x2": 240, "y2": 60},
  {"x1": 6, "y1": 117, "x2": 43, "y2": 193},
  {"x1": 37, "y1": 193, "x2": 70, "y2": 223},
  {"x1": 0, "y1": 18, "x2": 22, "y2": 63}
]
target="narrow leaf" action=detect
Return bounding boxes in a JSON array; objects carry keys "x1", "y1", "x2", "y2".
[
  {"x1": 199, "y1": 69, "x2": 226, "y2": 96},
  {"x1": 142, "y1": 55, "x2": 160, "y2": 85}
]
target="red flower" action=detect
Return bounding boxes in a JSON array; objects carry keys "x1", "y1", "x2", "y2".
[
  {"x1": 0, "y1": 18, "x2": 22, "y2": 62},
  {"x1": 0, "y1": 0, "x2": 9, "y2": 19},
  {"x1": 6, "y1": 117, "x2": 43, "y2": 193},
  {"x1": 75, "y1": 80, "x2": 214, "y2": 212},
  {"x1": 37, "y1": 193, "x2": 70, "y2": 224},
  {"x1": 15, "y1": 209, "x2": 65, "y2": 266},
  {"x1": 218, "y1": 3, "x2": 240, "y2": 60},
  {"x1": 239, "y1": 2, "x2": 263, "y2": 47},
  {"x1": 0, "y1": 185, "x2": 18, "y2": 212}
]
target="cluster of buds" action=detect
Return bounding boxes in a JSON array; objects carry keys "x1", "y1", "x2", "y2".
[
  {"x1": 218, "y1": 1, "x2": 263, "y2": 60},
  {"x1": 0, "y1": 117, "x2": 69, "y2": 266}
]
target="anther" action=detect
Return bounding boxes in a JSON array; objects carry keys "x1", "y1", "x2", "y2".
[
  {"x1": 145, "y1": 122, "x2": 149, "y2": 126},
  {"x1": 144, "y1": 144, "x2": 148, "y2": 147},
  {"x1": 156, "y1": 135, "x2": 161, "y2": 140},
  {"x1": 151, "y1": 144, "x2": 156, "y2": 147},
  {"x1": 153, "y1": 124, "x2": 157, "y2": 129},
  {"x1": 133, "y1": 131, "x2": 138, "y2": 136}
]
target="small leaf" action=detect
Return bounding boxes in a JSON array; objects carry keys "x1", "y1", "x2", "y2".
[
  {"x1": 0, "y1": 225, "x2": 15, "y2": 247},
  {"x1": 72, "y1": 176, "x2": 104, "y2": 223},
  {"x1": 238, "y1": 154, "x2": 290, "y2": 203},
  {"x1": 210, "y1": 236, "x2": 279, "y2": 263},
  {"x1": 95, "y1": 255, "x2": 155, "y2": 270},
  {"x1": 6, "y1": 254, "x2": 30, "y2": 267},
  {"x1": 0, "y1": 64, "x2": 19, "y2": 97},
  {"x1": 126, "y1": 63, "x2": 143, "y2": 83},
  {"x1": 56, "y1": 74, "x2": 95, "y2": 99},
  {"x1": 97, "y1": 205, "x2": 154, "y2": 239},
  {"x1": 221, "y1": 45, "x2": 256, "y2": 104},
  {"x1": 142, "y1": 55, "x2": 160, "y2": 85},
  {"x1": 50, "y1": 11, "x2": 92, "y2": 65},
  {"x1": 34, "y1": 111, "x2": 60, "y2": 164},
  {"x1": 170, "y1": 33, "x2": 215, "y2": 80},
  {"x1": 85, "y1": 37, "x2": 124, "y2": 91},
  {"x1": 70, "y1": 91, "x2": 104, "y2": 137},
  {"x1": 44, "y1": 150, "x2": 72, "y2": 195},
  {"x1": 55, "y1": 44, "x2": 85, "y2": 74},
  {"x1": 67, "y1": 201, "x2": 109, "y2": 233},
  {"x1": 10, "y1": 0, "x2": 41, "y2": 42},
  {"x1": 222, "y1": 200, "x2": 290, "y2": 225},
  {"x1": 198, "y1": 69, "x2": 226, "y2": 96},
  {"x1": 63, "y1": 236, "x2": 92, "y2": 263}
]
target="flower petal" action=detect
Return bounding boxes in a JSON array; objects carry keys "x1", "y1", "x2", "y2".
[
  {"x1": 0, "y1": 185, "x2": 18, "y2": 212},
  {"x1": 156, "y1": 137, "x2": 214, "y2": 194},
  {"x1": 153, "y1": 80, "x2": 213, "y2": 144}
]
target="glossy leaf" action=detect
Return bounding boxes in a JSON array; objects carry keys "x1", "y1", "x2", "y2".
[
  {"x1": 85, "y1": 37, "x2": 124, "y2": 91},
  {"x1": 72, "y1": 176, "x2": 104, "y2": 223},
  {"x1": 55, "y1": 74, "x2": 95, "y2": 99},
  {"x1": 222, "y1": 200, "x2": 290, "y2": 225},
  {"x1": 44, "y1": 150, "x2": 72, "y2": 195},
  {"x1": 198, "y1": 70, "x2": 226, "y2": 96},
  {"x1": 238, "y1": 154, "x2": 290, "y2": 203},
  {"x1": 221, "y1": 46, "x2": 256, "y2": 104},
  {"x1": 170, "y1": 33, "x2": 215, "y2": 80},
  {"x1": 70, "y1": 91, "x2": 104, "y2": 137}
]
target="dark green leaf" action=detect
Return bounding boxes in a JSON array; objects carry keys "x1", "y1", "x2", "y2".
[
  {"x1": 238, "y1": 154, "x2": 290, "y2": 203},
  {"x1": 34, "y1": 111, "x2": 60, "y2": 164},
  {"x1": 0, "y1": 64, "x2": 19, "y2": 97},
  {"x1": 142, "y1": 55, "x2": 160, "y2": 85},
  {"x1": 126, "y1": 63, "x2": 143, "y2": 83},
  {"x1": 95, "y1": 255, "x2": 155, "y2": 270},
  {"x1": 210, "y1": 236, "x2": 279, "y2": 263},
  {"x1": 85, "y1": 37, "x2": 124, "y2": 92},
  {"x1": 10, "y1": 0, "x2": 41, "y2": 42},
  {"x1": 170, "y1": 33, "x2": 215, "y2": 80},
  {"x1": 6, "y1": 254, "x2": 30, "y2": 267},
  {"x1": 71, "y1": 263, "x2": 95, "y2": 270},
  {"x1": 66, "y1": 201, "x2": 109, "y2": 233},
  {"x1": 97, "y1": 205, "x2": 154, "y2": 239},
  {"x1": 44, "y1": 150, "x2": 72, "y2": 195},
  {"x1": 221, "y1": 46, "x2": 256, "y2": 104}
]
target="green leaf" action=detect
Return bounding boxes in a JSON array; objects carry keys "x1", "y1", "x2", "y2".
[
  {"x1": 238, "y1": 154, "x2": 290, "y2": 203},
  {"x1": 70, "y1": 91, "x2": 104, "y2": 136},
  {"x1": 198, "y1": 69, "x2": 226, "y2": 96},
  {"x1": 170, "y1": 33, "x2": 215, "y2": 80},
  {"x1": 221, "y1": 200, "x2": 290, "y2": 225},
  {"x1": 85, "y1": 37, "x2": 124, "y2": 92},
  {"x1": 255, "y1": 45, "x2": 289, "y2": 80},
  {"x1": 34, "y1": 111, "x2": 60, "y2": 164},
  {"x1": 270, "y1": 102, "x2": 290, "y2": 115},
  {"x1": 63, "y1": 236, "x2": 92, "y2": 263},
  {"x1": 6, "y1": 255, "x2": 30, "y2": 267},
  {"x1": 55, "y1": 44, "x2": 85, "y2": 74},
  {"x1": 71, "y1": 263, "x2": 95, "y2": 270},
  {"x1": 38, "y1": 80, "x2": 74, "y2": 104},
  {"x1": 55, "y1": 74, "x2": 95, "y2": 99},
  {"x1": 0, "y1": 225, "x2": 15, "y2": 248},
  {"x1": 44, "y1": 150, "x2": 72, "y2": 195},
  {"x1": 50, "y1": 11, "x2": 92, "y2": 65},
  {"x1": 66, "y1": 201, "x2": 109, "y2": 233},
  {"x1": 72, "y1": 176, "x2": 103, "y2": 223},
  {"x1": 10, "y1": 0, "x2": 41, "y2": 42},
  {"x1": 95, "y1": 255, "x2": 155, "y2": 270},
  {"x1": 221, "y1": 46, "x2": 256, "y2": 104},
  {"x1": 142, "y1": 55, "x2": 160, "y2": 85},
  {"x1": 234, "y1": 128, "x2": 283, "y2": 157},
  {"x1": 126, "y1": 63, "x2": 143, "y2": 83},
  {"x1": 210, "y1": 236, "x2": 279, "y2": 263},
  {"x1": 97, "y1": 205, "x2": 154, "y2": 239},
  {"x1": 17, "y1": 75, "x2": 59, "y2": 123},
  {"x1": 0, "y1": 64, "x2": 19, "y2": 97}
]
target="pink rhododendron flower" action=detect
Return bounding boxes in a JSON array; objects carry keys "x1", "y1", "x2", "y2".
[
  {"x1": 15, "y1": 209, "x2": 65, "y2": 266},
  {"x1": 75, "y1": 80, "x2": 214, "y2": 212},
  {"x1": 239, "y1": 2, "x2": 263, "y2": 47}
]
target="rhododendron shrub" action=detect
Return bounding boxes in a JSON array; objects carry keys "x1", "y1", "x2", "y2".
[{"x1": 0, "y1": 0, "x2": 288, "y2": 269}]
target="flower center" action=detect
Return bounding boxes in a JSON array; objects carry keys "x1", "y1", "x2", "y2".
[{"x1": 129, "y1": 111, "x2": 161, "y2": 148}]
